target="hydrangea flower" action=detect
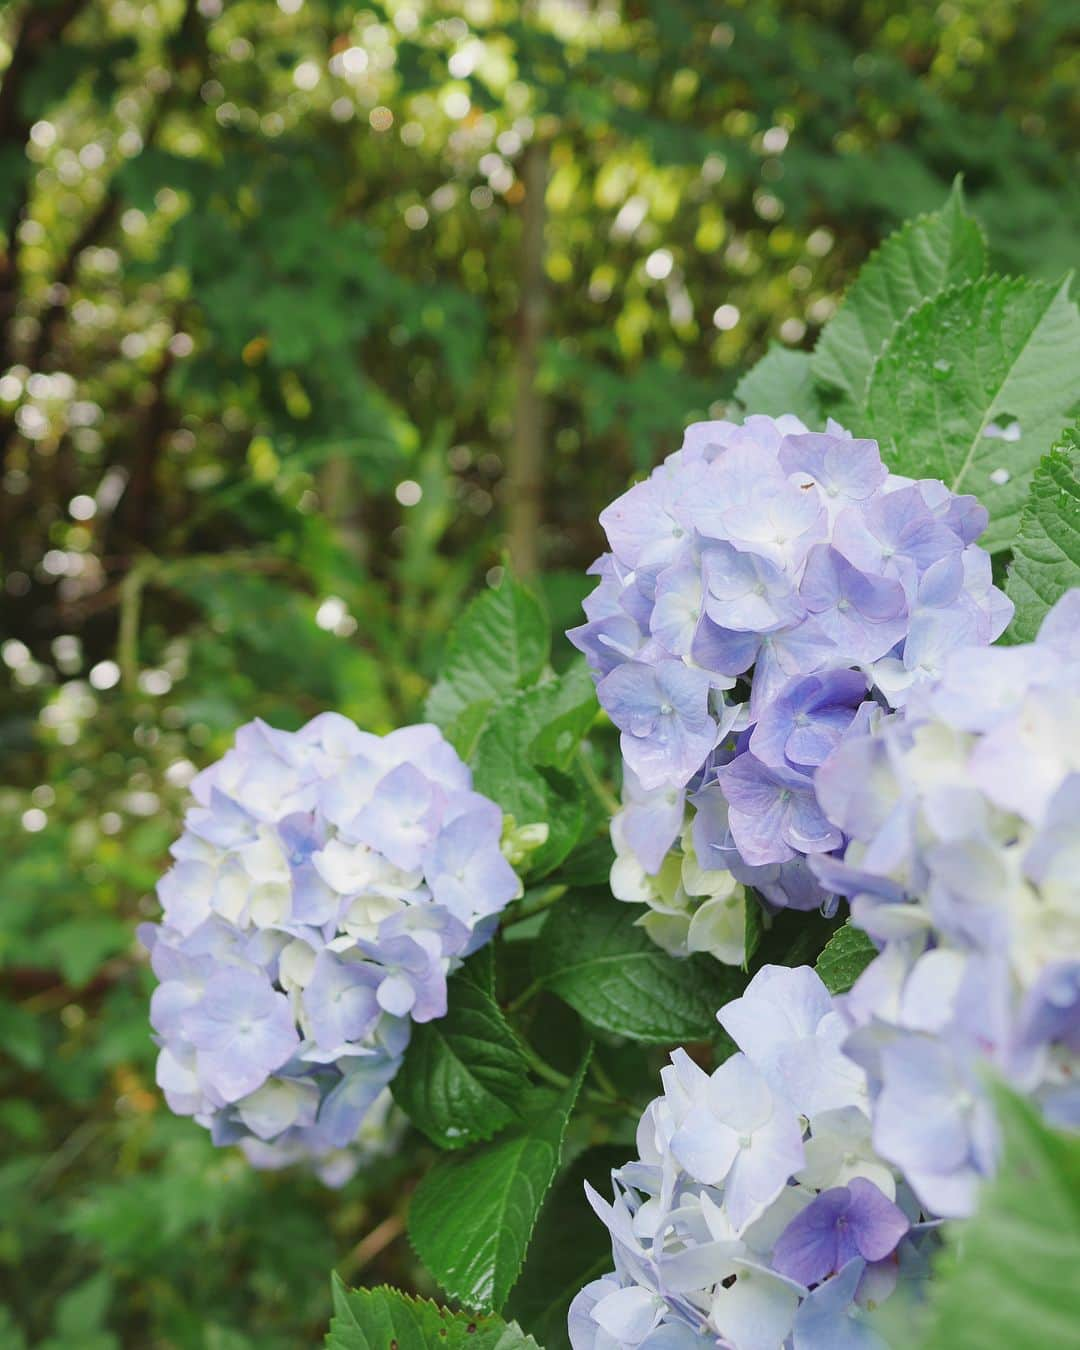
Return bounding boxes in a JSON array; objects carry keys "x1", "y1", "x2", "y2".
[
  {"x1": 813, "y1": 591, "x2": 1080, "y2": 1216},
  {"x1": 568, "y1": 965, "x2": 933, "y2": 1350},
  {"x1": 570, "y1": 416, "x2": 1010, "y2": 960},
  {"x1": 141, "y1": 714, "x2": 523, "y2": 1183}
]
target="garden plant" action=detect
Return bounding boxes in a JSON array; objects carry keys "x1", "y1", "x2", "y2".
[
  {"x1": 2, "y1": 4, "x2": 1079, "y2": 1348},
  {"x1": 150, "y1": 186, "x2": 1080, "y2": 1348}
]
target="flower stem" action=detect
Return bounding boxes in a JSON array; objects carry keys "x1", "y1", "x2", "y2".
[{"x1": 577, "y1": 744, "x2": 619, "y2": 816}]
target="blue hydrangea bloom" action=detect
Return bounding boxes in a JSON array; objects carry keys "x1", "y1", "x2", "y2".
[
  {"x1": 141, "y1": 714, "x2": 522, "y2": 1183},
  {"x1": 813, "y1": 590, "x2": 1080, "y2": 1216},
  {"x1": 568, "y1": 965, "x2": 933, "y2": 1350},
  {"x1": 571, "y1": 415, "x2": 1010, "y2": 960}
]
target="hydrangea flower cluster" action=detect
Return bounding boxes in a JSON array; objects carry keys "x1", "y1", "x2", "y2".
[
  {"x1": 569, "y1": 965, "x2": 934, "y2": 1350},
  {"x1": 141, "y1": 714, "x2": 522, "y2": 1183},
  {"x1": 812, "y1": 591, "x2": 1080, "y2": 1218},
  {"x1": 570, "y1": 415, "x2": 1011, "y2": 960}
]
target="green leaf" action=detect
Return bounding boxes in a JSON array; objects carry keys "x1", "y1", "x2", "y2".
[
  {"x1": 813, "y1": 181, "x2": 986, "y2": 408},
  {"x1": 735, "y1": 345, "x2": 822, "y2": 427},
  {"x1": 533, "y1": 891, "x2": 745, "y2": 1043},
  {"x1": 1003, "y1": 429, "x2": 1080, "y2": 642},
  {"x1": 425, "y1": 574, "x2": 550, "y2": 737},
  {"x1": 914, "y1": 1089, "x2": 1080, "y2": 1350},
  {"x1": 529, "y1": 659, "x2": 597, "y2": 772},
  {"x1": 866, "y1": 275, "x2": 1080, "y2": 552},
  {"x1": 814, "y1": 923, "x2": 877, "y2": 994},
  {"x1": 749, "y1": 906, "x2": 841, "y2": 973},
  {"x1": 39, "y1": 917, "x2": 132, "y2": 987},
  {"x1": 392, "y1": 965, "x2": 530, "y2": 1150},
  {"x1": 507, "y1": 1146, "x2": 626, "y2": 1349},
  {"x1": 472, "y1": 677, "x2": 592, "y2": 876},
  {"x1": 326, "y1": 1279, "x2": 542, "y2": 1350},
  {"x1": 0, "y1": 998, "x2": 46, "y2": 1070},
  {"x1": 409, "y1": 1061, "x2": 589, "y2": 1311}
]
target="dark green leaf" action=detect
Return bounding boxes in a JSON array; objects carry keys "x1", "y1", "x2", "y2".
[
  {"x1": 735, "y1": 346, "x2": 822, "y2": 427},
  {"x1": 507, "y1": 1146, "x2": 626, "y2": 1349},
  {"x1": 326, "y1": 1278, "x2": 542, "y2": 1350},
  {"x1": 814, "y1": 923, "x2": 877, "y2": 994},
  {"x1": 392, "y1": 967, "x2": 530, "y2": 1150},
  {"x1": 1003, "y1": 430, "x2": 1080, "y2": 642},
  {"x1": 426, "y1": 575, "x2": 550, "y2": 735},
  {"x1": 39, "y1": 917, "x2": 132, "y2": 987},
  {"x1": 472, "y1": 680, "x2": 591, "y2": 876},
  {"x1": 529, "y1": 660, "x2": 597, "y2": 772},
  {"x1": 408, "y1": 1060, "x2": 589, "y2": 1311},
  {"x1": 747, "y1": 906, "x2": 840, "y2": 974},
  {"x1": 866, "y1": 275, "x2": 1080, "y2": 552},
  {"x1": 534, "y1": 891, "x2": 745, "y2": 1043},
  {"x1": 813, "y1": 181, "x2": 986, "y2": 408},
  {"x1": 553, "y1": 833, "x2": 616, "y2": 888},
  {"x1": 0, "y1": 999, "x2": 46, "y2": 1070}
]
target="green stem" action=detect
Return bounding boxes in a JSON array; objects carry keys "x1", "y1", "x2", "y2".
[
  {"x1": 504, "y1": 884, "x2": 566, "y2": 925},
  {"x1": 577, "y1": 744, "x2": 619, "y2": 816},
  {"x1": 518, "y1": 1041, "x2": 570, "y2": 1089},
  {"x1": 117, "y1": 556, "x2": 157, "y2": 696},
  {"x1": 506, "y1": 977, "x2": 544, "y2": 1014},
  {"x1": 589, "y1": 1057, "x2": 620, "y2": 1101}
]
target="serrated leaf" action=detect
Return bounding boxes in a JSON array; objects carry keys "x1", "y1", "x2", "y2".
[
  {"x1": 392, "y1": 966, "x2": 530, "y2": 1150},
  {"x1": 507, "y1": 1146, "x2": 626, "y2": 1349},
  {"x1": 749, "y1": 906, "x2": 840, "y2": 973},
  {"x1": 813, "y1": 181, "x2": 986, "y2": 408},
  {"x1": 1003, "y1": 430, "x2": 1080, "y2": 642},
  {"x1": 529, "y1": 659, "x2": 597, "y2": 771},
  {"x1": 426, "y1": 574, "x2": 550, "y2": 735},
  {"x1": 552, "y1": 833, "x2": 615, "y2": 888},
  {"x1": 472, "y1": 677, "x2": 591, "y2": 876},
  {"x1": 533, "y1": 891, "x2": 745, "y2": 1043},
  {"x1": 866, "y1": 275, "x2": 1080, "y2": 552},
  {"x1": 913, "y1": 1090, "x2": 1080, "y2": 1350},
  {"x1": 735, "y1": 345, "x2": 822, "y2": 427},
  {"x1": 409, "y1": 1059, "x2": 590, "y2": 1312},
  {"x1": 326, "y1": 1278, "x2": 542, "y2": 1350},
  {"x1": 814, "y1": 922, "x2": 877, "y2": 994},
  {"x1": 443, "y1": 698, "x2": 498, "y2": 762}
]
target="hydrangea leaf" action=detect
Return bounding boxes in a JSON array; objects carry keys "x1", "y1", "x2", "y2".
[
  {"x1": 408, "y1": 1059, "x2": 589, "y2": 1312},
  {"x1": 552, "y1": 832, "x2": 616, "y2": 888},
  {"x1": 472, "y1": 675, "x2": 593, "y2": 875},
  {"x1": 1003, "y1": 429, "x2": 1080, "y2": 642},
  {"x1": 911, "y1": 1090, "x2": 1080, "y2": 1350},
  {"x1": 750, "y1": 907, "x2": 840, "y2": 973},
  {"x1": 392, "y1": 966, "x2": 530, "y2": 1150},
  {"x1": 507, "y1": 1145, "x2": 628, "y2": 1349},
  {"x1": 40, "y1": 916, "x2": 133, "y2": 987},
  {"x1": 529, "y1": 659, "x2": 597, "y2": 771},
  {"x1": 533, "y1": 891, "x2": 745, "y2": 1043},
  {"x1": 813, "y1": 180, "x2": 986, "y2": 408},
  {"x1": 325, "y1": 1278, "x2": 542, "y2": 1350},
  {"x1": 866, "y1": 274, "x2": 1080, "y2": 552},
  {"x1": 814, "y1": 922, "x2": 877, "y2": 994},
  {"x1": 426, "y1": 574, "x2": 550, "y2": 738},
  {"x1": 734, "y1": 345, "x2": 823, "y2": 427}
]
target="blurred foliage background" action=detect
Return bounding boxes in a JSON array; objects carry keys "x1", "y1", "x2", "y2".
[{"x1": 0, "y1": 0, "x2": 1077, "y2": 1344}]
